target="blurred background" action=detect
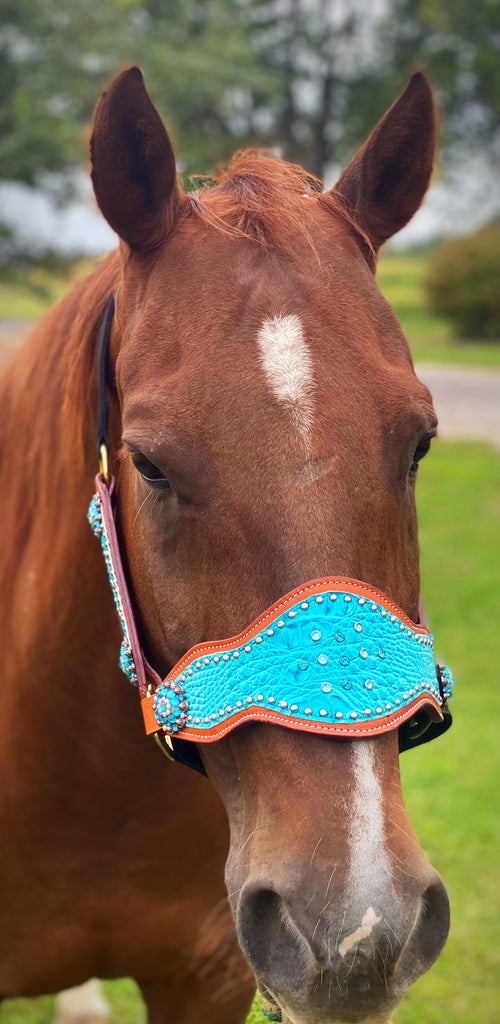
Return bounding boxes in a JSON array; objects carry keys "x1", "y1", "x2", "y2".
[{"x1": 0, "y1": 2, "x2": 498, "y2": 1023}]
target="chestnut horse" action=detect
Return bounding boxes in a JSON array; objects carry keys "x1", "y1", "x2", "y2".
[{"x1": 0, "y1": 69, "x2": 450, "y2": 1024}]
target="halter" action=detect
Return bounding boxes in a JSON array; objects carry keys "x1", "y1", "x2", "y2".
[{"x1": 90, "y1": 296, "x2": 453, "y2": 773}]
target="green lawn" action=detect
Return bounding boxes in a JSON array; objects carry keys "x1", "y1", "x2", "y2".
[{"x1": 2, "y1": 439, "x2": 499, "y2": 1023}]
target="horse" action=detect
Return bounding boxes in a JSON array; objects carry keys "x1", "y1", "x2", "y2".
[{"x1": 0, "y1": 67, "x2": 452, "y2": 1024}]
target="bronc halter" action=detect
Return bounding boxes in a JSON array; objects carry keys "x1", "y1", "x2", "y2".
[{"x1": 89, "y1": 295, "x2": 453, "y2": 774}]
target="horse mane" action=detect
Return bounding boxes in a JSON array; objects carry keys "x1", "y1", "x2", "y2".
[{"x1": 188, "y1": 149, "x2": 374, "y2": 260}]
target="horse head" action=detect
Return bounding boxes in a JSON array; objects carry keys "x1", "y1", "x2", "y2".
[{"x1": 90, "y1": 68, "x2": 449, "y2": 1023}]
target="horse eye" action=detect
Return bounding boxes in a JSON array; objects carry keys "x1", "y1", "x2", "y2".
[
  {"x1": 410, "y1": 435, "x2": 433, "y2": 476},
  {"x1": 131, "y1": 453, "x2": 173, "y2": 491}
]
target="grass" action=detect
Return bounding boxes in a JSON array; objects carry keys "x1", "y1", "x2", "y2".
[
  {"x1": 1, "y1": 439, "x2": 499, "y2": 1023},
  {"x1": 1, "y1": 253, "x2": 500, "y2": 366}
]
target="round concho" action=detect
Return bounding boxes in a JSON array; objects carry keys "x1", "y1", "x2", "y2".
[{"x1": 153, "y1": 680, "x2": 188, "y2": 734}]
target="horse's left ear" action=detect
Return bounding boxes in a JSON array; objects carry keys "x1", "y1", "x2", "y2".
[
  {"x1": 332, "y1": 72, "x2": 437, "y2": 252},
  {"x1": 90, "y1": 67, "x2": 182, "y2": 252}
]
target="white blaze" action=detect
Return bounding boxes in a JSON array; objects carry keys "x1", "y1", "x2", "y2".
[{"x1": 257, "y1": 314, "x2": 315, "y2": 443}]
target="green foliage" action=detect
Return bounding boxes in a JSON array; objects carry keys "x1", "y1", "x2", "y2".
[{"x1": 425, "y1": 224, "x2": 500, "y2": 339}]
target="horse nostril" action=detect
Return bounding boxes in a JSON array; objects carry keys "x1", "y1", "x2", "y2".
[
  {"x1": 237, "y1": 885, "x2": 313, "y2": 989},
  {"x1": 396, "y1": 876, "x2": 450, "y2": 983}
]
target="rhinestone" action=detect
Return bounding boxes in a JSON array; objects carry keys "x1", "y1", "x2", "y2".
[
  {"x1": 277, "y1": 620, "x2": 285, "y2": 628},
  {"x1": 226, "y1": 705, "x2": 233, "y2": 713},
  {"x1": 329, "y1": 594, "x2": 338, "y2": 602},
  {"x1": 378, "y1": 648, "x2": 386, "y2": 659},
  {"x1": 315, "y1": 595, "x2": 324, "y2": 604},
  {"x1": 342, "y1": 680, "x2": 352, "y2": 690},
  {"x1": 267, "y1": 628, "x2": 274, "y2": 636},
  {"x1": 255, "y1": 636, "x2": 263, "y2": 644},
  {"x1": 321, "y1": 681, "x2": 332, "y2": 693},
  {"x1": 279, "y1": 700, "x2": 288, "y2": 708},
  {"x1": 344, "y1": 595, "x2": 351, "y2": 603},
  {"x1": 288, "y1": 610, "x2": 297, "y2": 618},
  {"x1": 304, "y1": 707, "x2": 312, "y2": 715},
  {"x1": 335, "y1": 711, "x2": 343, "y2": 719},
  {"x1": 319, "y1": 709, "x2": 328, "y2": 717},
  {"x1": 268, "y1": 696, "x2": 275, "y2": 704},
  {"x1": 354, "y1": 622, "x2": 363, "y2": 633},
  {"x1": 298, "y1": 659, "x2": 309, "y2": 671},
  {"x1": 359, "y1": 648, "x2": 369, "y2": 659},
  {"x1": 339, "y1": 655, "x2": 350, "y2": 666},
  {"x1": 301, "y1": 602, "x2": 309, "y2": 610},
  {"x1": 364, "y1": 680, "x2": 374, "y2": 690},
  {"x1": 376, "y1": 707, "x2": 383, "y2": 714},
  {"x1": 223, "y1": 654, "x2": 229, "y2": 662},
  {"x1": 214, "y1": 656, "x2": 220, "y2": 664},
  {"x1": 334, "y1": 632, "x2": 345, "y2": 643},
  {"x1": 358, "y1": 598, "x2": 366, "y2": 606},
  {"x1": 236, "y1": 700, "x2": 243, "y2": 707},
  {"x1": 233, "y1": 651, "x2": 240, "y2": 658},
  {"x1": 311, "y1": 629, "x2": 322, "y2": 641},
  {"x1": 256, "y1": 694, "x2": 264, "y2": 701},
  {"x1": 290, "y1": 704, "x2": 298, "y2": 712},
  {"x1": 196, "y1": 661, "x2": 202, "y2": 669},
  {"x1": 203, "y1": 658, "x2": 210, "y2": 665},
  {"x1": 385, "y1": 703, "x2": 392, "y2": 711},
  {"x1": 364, "y1": 708, "x2": 372, "y2": 715},
  {"x1": 350, "y1": 711, "x2": 358, "y2": 719},
  {"x1": 318, "y1": 654, "x2": 329, "y2": 666},
  {"x1": 246, "y1": 696, "x2": 252, "y2": 704}
]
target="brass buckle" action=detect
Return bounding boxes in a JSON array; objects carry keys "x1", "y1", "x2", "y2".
[{"x1": 99, "y1": 443, "x2": 110, "y2": 484}]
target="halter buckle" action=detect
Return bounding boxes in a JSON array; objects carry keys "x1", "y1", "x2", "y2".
[{"x1": 99, "y1": 443, "x2": 110, "y2": 484}]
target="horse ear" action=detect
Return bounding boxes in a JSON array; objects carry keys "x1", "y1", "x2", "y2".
[
  {"x1": 332, "y1": 72, "x2": 437, "y2": 251},
  {"x1": 90, "y1": 67, "x2": 182, "y2": 252}
]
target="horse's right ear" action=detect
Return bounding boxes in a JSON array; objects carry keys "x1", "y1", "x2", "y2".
[{"x1": 90, "y1": 67, "x2": 182, "y2": 252}]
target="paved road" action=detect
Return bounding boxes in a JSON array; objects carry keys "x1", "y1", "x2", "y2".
[
  {"x1": 1, "y1": 323, "x2": 499, "y2": 448},
  {"x1": 416, "y1": 364, "x2": 500, "y2": 450}
]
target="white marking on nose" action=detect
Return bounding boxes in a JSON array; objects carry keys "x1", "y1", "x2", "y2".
[
  {"x1": 338, "y1": 906, "x2": 382, "y2": 958},
  {"x1": 257, "y1": 314, "x2": 315, "y2": 444},
  {"x1": 343, "y1": 741, "x2": 391, "y2": 936}
]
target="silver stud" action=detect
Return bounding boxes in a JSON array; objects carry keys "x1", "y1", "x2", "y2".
[
  {"x1": 246, "y1": 696, "x2": 252, "y2": 704},
  {"x1": 226, "y1": 705, "x2": 233, "y2": 713},
  {"x1": 354, "y1": 622, "x2": 363, "y2": 632},
  {"x1": 256, "y1": 694, "x2": 264, "y2": 701},
  {"x1": 196, "y1": 661, "x2": 202, "y2": 669},
  {"x1": 350, "y1": 711, "x2": 358, "y2": 719},
  {"x1": 403, "y1": 692, "x2": 408, "y2": 700},
  {"x1": 364, "y1": 679, "x2": 374, "y2": 690},
  {"x1": 211, "y1": 713, "x2": 217, "y2": 720},
  {"x1": 290, "y1": 704, "x2": 298, "y2": 712},
  {"x1": 223, "y1": 654, "x2": 229, "y2": 662},
  {"x1": 188, "y1": 668, "x2": 194, "y2": 676},
  {"x1": 344, "y1": 595, "x2": 351, "y2": 603},
  {"x1": 180, "y1": 675, "x2": 186, "y2": 682},
  {"x1": 204, "y1": 716, "x2": 210, "y2": 723},
  {"x1": 364, "y1": 708, "x2": 372, "y2": 715},
  {"x1": 358, "y1": 598, "x2": 366, "y2": 606},
  {"x1": 376, "y1": 707, "x2": 383, "y2": 714},
  {"x1": 236, "y1": 700, "x2": 243, "y2": 707},
  {"x1": 233, "y1": 650, "x2": 240, "y2": 658},
  {"x1": 268, "y1": 696, "x2": 275, "y2": 704},
  {"x1": 187, "y1": 715, "x2": 193, "y2": 722},
  {"x1": 335, "y1": 711, "x2": 343, "y2": 719},
  {"x1": 219, "y1": 710, "x2": 225, "y2": 717},
  {"x1": 304, "y1": 707, "x2": 312, "y2": 715},
  {"x1": 395, "y1": 698, "x2": 401, "y2": 705},
  {"x1": 321, "y1": 681, "x2": 332, "y2": 693},
  {"x1": 385, "y1": 703, "x2": 392, "y2": 711},
  {"x1": 407, "y1": 629, "x2": 413, "y2": 637},
  {"x1": 195, "y1": 717, "x2": 201, "y2": 725},
  {"x1": 277, "y1": 620, "x2": 285, "y2": 628},
  {"x1": 311, "y1": 629, "x2": 322, "y2": 641},
  {"x1": 255, "y1": 636, "x2": 263, "y2": 644},
  {"x1": 204, "y1": 658, "x2": 210, "y2": 665},
  {"x1": 381, "y1": 610, "x2": 387, "y2": 617},
  {"x1": 409, "y1": 688, "x2": 415, "y2": 696},
  {"x1": 301, "y1": 602, "x2": 309, "y2": 610},
  {"x1": 244, "y1": 645, "x2": 252, "y2": 653},
  {"x1": 288, "y1": 610, "x2": 297, "y2": 618},
  {"x1": 279, "y1": 700, "x2": 288, "y2": 708},
  {"x1": 319, "y1": 709, "x2": 328, "y2": 717},
  {"x1": 391, "y1": 615, "x2": 397, "y2": 623},
  {"x1": 329, "y1": 594, "x2": 338, "y2": 602},
  {"x1": 267, "y1": 628, "x2": 274, "y2": 636},
  {"x1": 318, "y1": 653, "x2": 329, "y2": 666},
  {"x1": 315, "y1": 595, "x2": 324, "y2": 604},
  {"x1": 400, "y1": 624, "x2": 406, "y2": 632}
]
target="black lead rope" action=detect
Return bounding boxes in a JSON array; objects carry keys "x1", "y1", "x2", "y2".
[{"x1": 96, "y1": 294, "x2": 116, "y2": 477}]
